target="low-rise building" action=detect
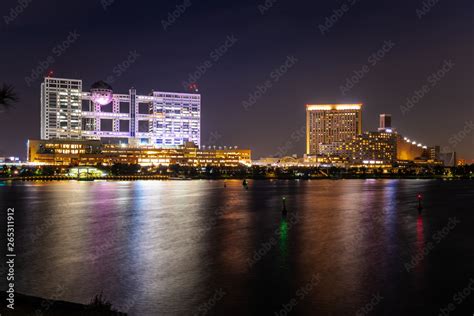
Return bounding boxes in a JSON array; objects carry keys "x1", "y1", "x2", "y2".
[
  {"x1": 338, "y1": 131, "x2": 397, "y2": 165},
  {"x1": 27, "y1": 139, "x2": 251, "y2": 167}
]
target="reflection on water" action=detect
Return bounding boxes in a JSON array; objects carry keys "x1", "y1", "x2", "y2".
[
  {"x1": 279, "y1": 218, "x2": 288, "y2": 269},
  {"x1": 0, "y1": 179, "x2": 473, "y2": 315}
]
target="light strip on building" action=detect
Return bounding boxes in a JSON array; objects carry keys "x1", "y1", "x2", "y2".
[
  {"x1": 335, "y1": 104, "x2": 362, "y2": 110},
  {"x1": 306, "y1": 104, "x2": 362, "y2": 111}
]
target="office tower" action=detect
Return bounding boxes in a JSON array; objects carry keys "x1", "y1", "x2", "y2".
[
  {"x1": 40, "y1": 77, "x2": 201, "y2": 147},
  {"x1": 41, "y1": 77, "x2": 83, "y2": 140},
  {"x1": 306, "y1": 104, "x2": 362, "y2": 155}
]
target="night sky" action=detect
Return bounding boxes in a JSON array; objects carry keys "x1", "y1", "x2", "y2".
[{"x1": 0, "y1": 0, "x2": 472, "y2": 160}]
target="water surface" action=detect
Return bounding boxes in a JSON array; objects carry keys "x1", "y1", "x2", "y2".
[{"x1": 0, "y1": 179, "x2": 473, "y2": 315}]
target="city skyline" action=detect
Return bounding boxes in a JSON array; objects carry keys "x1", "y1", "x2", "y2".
[
  {"x1": 1, "y1": 2, "x2": 474, "y2": 315},
  {"x1": 14, "y1": 74, "x2": 453, "y2": 162},
  {"x1": 0, "y1": 0, "x2": 472, "y2": 161}
]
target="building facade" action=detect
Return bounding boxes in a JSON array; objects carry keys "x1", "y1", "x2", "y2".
[
  {"x1": 378, "y1": 114, "x2": 393, "y2": 132},
  {"x1": 396, "y1": 136, "x2": 428, "y2": 161},
  {"x1": 338, "y1": 131, "x2": 397, "y2": 166},
  {"x1": 28, "y1": 139, "x2": 251, "y2": 167},
  {"x1": 306, "y1": 104, "x2": 362, "y2": 155},
  {"x1": 41, "y1": 78, "x2": 82, "y2": 140},
  {"x1": 41, "y1": 77, "x2": 201, "y2": 147}
]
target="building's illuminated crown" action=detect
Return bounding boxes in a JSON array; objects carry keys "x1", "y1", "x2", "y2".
[{"x1": 306, "y1": 104, "x2": 362, "y2": 111}]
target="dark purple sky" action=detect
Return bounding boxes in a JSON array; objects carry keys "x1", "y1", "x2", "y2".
[{"x1": 1, "y1": 0, "x2": 472, "y2": 160}]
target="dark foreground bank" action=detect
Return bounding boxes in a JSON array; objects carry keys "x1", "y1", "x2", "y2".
[{"x1": 0, "y1": 292, "x2": 126, "y2": 316}]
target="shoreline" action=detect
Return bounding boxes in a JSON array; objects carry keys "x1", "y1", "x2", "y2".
[
  {"x1": 0, "y1": 175, "x2": 472, "y2": 182},
  {"x1": 0, "y1": 292, "x2": 126, "y2": 315}
]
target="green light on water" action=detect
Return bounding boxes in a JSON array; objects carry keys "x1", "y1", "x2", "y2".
[
  {"x1": 280, "y1": 219, "x2": 288, "y2": 241},
  {"x1": 279, "y1": 218, "x2": 288, "y2": 266}
]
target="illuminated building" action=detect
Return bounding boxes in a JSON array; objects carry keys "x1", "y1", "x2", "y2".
[
  {"x1": 428, "y1": 146, "x2": 440, "y2": 161},
  {"x1": 41, "y1": 78, "x2": 82, "y2": 140},
  {"x1": 306, "y1": 104, "x2": 362, "y2": 155},
  {"x1": 41, "y1": 77, "x2": 201, "y2": 147},
  {"x1": 338, "y1": 131, "x2": 397, "y2": 166},
  {"x1": 308, "y1": 114, "x2": 438, "y2": 167},
  {"x1": 378, "y1": 114, "x2": 394, "y2": 132},
  {"x1": 27, "y1": 139, "x2": 251, "y2": 167},
  {"x1": 396, "y1": 136, "x2": 428, "y2": 161}
]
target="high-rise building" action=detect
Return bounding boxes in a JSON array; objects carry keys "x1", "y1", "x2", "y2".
[
  {"x1": 306, "y1": 104, "x2": 362, "y2": 155},
  {"x1": 378, "y1": 114, "x2": 393, "y2": 132},
  {"x1": 428, "y1": 145, "x2": 440, "y2": 161},
  {"x1": 40, "y1": 77, "x2": 201, "y2": 147},
  {"x1": 41, "y1": 78, "x2": 82, "y2": 140}
]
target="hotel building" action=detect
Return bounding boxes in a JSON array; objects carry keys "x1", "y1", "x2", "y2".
[
  {"x1": 378, "y1": 114, "x2": 393, "y2": 132},
  {"x1": 307, "y1": 113, "x2": 437, "y2": 167},
  {"x1": 41, "y1": 77, "x2": 201, "y2": 147},
  {"x1": 306, "y1": 104, "x2": 362, "y2": 156},
  {"x1": 337, "y1": 131, "x2": 397, "y2": 166}
]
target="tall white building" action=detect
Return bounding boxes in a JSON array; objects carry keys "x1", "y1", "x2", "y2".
[
  {"x1": 40, "y1": 77, "x2": 201, "y2": 147},
  {"x1": 40, "y1": 78, "x2": 82, "y2": 140}
]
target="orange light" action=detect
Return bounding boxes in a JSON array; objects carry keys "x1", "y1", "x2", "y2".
[{"x1": 306, "y1": 104, "x2": 362, "y2": 111}]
